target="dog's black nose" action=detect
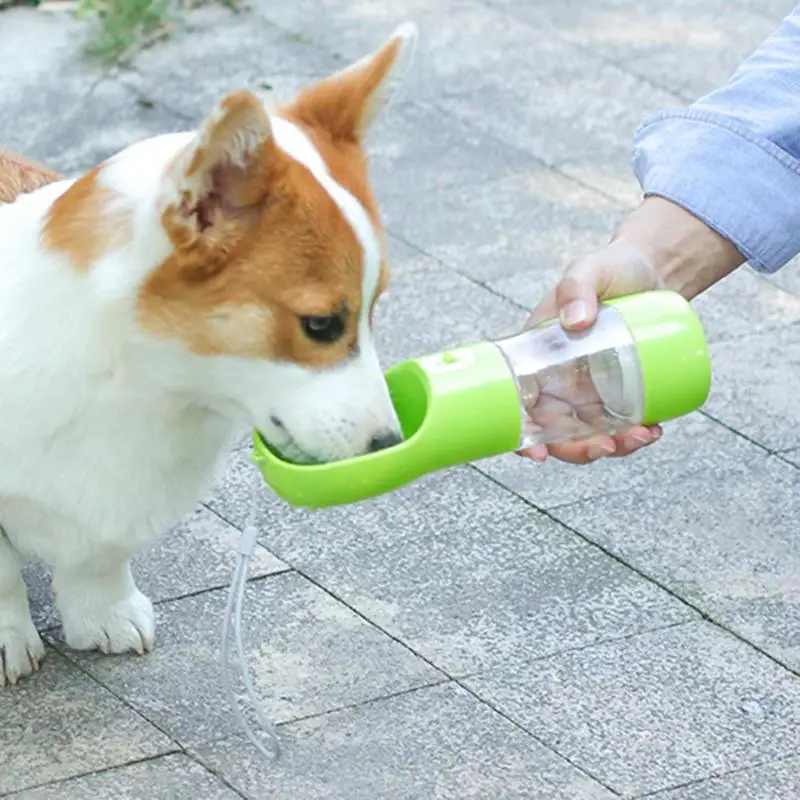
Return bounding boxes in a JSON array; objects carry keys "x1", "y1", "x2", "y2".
[{"x1": 368, "y1": 430, "x2": 403, "y2": 453}]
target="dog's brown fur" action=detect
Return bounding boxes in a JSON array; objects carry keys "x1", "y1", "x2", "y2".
[{"x1": 0, "y1": 149, "x2": 60, "y2": 204}]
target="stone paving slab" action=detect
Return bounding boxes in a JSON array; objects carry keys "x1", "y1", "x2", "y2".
[
  {"x1": 703, "y1": 324, "x2": 800, "y2": 452},
  {"x1": 123, "y1": 10, "x2": 549, "y2": 213},
  {"x1": 765, "y1": 256, "x2": 800, "y2": 297},
  {"x1": 24, "y1": 505, "x2": 287, "y2": 632},
  {"x1": 0, "y1": 651, "x2": 174, "y2": 796},
  {"x1": 193, "y1": 682, "x2": 616, "y2": 800},
  {"x1": 491, "y1": 263, "x2": 800, "y2": 345},
  {"x1": 465, "y1": 622, "x2": 800, "y2": 797},
  {"x1": 384, "y1": 168, "x2": 626, "y2": 285},
  {"x1": 401, "y1": 1, "x2": 679, "y2": 206},
  {"x1": 251, "y1": 0, "x2": 678, "y2": 205},
  {"x1": 476, "y1": 411, "x2": 763, "y2": 510},
  {"x1": 366, "y1": 100, "x2": 544, "y2": 203},
  {"x1": 121, "y1": 6, "x2": 341, "y2": 120},
  {"x1": 209, "y1": 456, "x2": 696, "y2": 676},
  {"x1": 0, "y1": 9, "x2": 101, "y2": 156},
  {"x1": 373, "y1": 239, "x2": 526, "y2": 363},
  {"x1": 249, "y1": 0, "x2": 465, "y2": 65},
  {"x1": 23, "y1": 78, "x2": 188, "y2": 177},
  {"x1": 6, "y1": 753, "x2": 238, "y2": 800},
  {"x1": 552, "y1": 455, "x2": 800, "y2": 672},
  {"x1": 485, "y1": 0, "x2": 784, "y2": 101},
  {"x1": 650, "y1": 754, "x2": 800, "y2": 799},
  {"x1": 54, "y1": 571, "x2": 441, "y2": 749}
]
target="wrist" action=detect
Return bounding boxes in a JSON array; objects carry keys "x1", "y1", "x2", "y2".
[{"x1": 611, "y1": 196, "x2": 746, "y2": 300}]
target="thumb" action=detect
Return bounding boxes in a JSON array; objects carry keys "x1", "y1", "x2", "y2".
[
  {"x1": 524, "y1": 253, "x2": 605, "y2": 331},
  {"x1": 552, "y1": 252, "x2": 610, "y2": 331}
]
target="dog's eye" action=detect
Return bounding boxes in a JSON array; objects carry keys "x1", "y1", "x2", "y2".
[{"x1": 300, "y1": 313, "x2": 345, "y2": 343}]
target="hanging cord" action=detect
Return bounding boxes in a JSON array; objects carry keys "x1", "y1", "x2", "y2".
[{"x1": 220, "y1": 466, "x2": 281, "y2": 761}]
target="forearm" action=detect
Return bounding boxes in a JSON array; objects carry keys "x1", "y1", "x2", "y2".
[
  {"x1": 632, "y1": 5, "x2": 800, "y2": 276},
  {"x1": 610, "y1": 197, "x2": 746, "y2": 300}
]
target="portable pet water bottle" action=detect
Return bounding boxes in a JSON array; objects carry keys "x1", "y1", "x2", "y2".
[
  {"x1": 230, "y1": 289, "x2": 711, "y2": 762},
  {"x1": 252, "y1": 290, "x2": 711, "y2": 508}
]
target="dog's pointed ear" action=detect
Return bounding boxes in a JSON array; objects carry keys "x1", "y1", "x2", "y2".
[
  {"x1": 288, "y1": 22, "x2": 418, "y2": 143},
  {"x1": 161, "y1": 90, "x2": 283, "y2": 274}
]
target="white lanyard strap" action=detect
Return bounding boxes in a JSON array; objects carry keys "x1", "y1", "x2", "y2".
[{"x1": 220, "y1": 467, "x2": 281, "y2": 761}]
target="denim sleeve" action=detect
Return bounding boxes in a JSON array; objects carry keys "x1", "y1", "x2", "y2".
[{"x1": 632, "y1": 6, "x2": 800, "y2": 274}]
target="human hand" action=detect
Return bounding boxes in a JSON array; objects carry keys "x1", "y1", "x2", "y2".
[{"x1": 519, "y1": 196, "x2": 745, "y2": 465}]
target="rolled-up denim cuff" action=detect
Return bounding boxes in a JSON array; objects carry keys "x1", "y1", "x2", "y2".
[{"x1": 633, "y1": 108, "x2": 800, "y2": 274}]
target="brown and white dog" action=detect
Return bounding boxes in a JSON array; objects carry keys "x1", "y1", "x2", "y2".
[{"x1": 0, "y1": 23, "x2": 417, "y2": 685}]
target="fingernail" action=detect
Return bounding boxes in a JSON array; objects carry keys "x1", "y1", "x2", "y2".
[
  {"x1": 588, "y1": 444, "x2": 615, "y2": 460},
  {"x1": 652, "y1": 429, "x2": 662, "y2": 440},
  {"x1": 632, "y1": 435, "x2": 651, "y2": 445},
  {"x1": 515, "y1": 449, "x2": 544, "y2": 462},
  {"x1": 560, "y1": 300, "x2": 589, "y2": 328}
]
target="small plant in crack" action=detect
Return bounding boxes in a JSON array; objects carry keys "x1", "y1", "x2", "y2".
[
  {"x1": 75, "y1": 0, "x2": 243, "y2": 64},
  {"x1": 76, "y1": 0, "x2": 172, "y2": 63}
]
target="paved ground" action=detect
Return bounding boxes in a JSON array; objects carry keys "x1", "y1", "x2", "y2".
[{"x1": 1, "y1": 0, "x2": 800, "y2": 797}]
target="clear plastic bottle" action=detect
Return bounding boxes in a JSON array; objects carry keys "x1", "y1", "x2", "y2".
[{"x1": 493, "y1": 294, "x2": 710, "y2": 449}]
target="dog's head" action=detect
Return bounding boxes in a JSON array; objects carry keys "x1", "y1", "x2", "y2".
[{"x1": 132, "y1": 25, "x2": 417, "y2": 462}]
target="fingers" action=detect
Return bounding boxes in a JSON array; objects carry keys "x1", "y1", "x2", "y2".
[
  {"x1": 516, "y1": 425, "x2": 663, "y2": 465},
  {"x1": 546, "y1": 436, "x2": 617, "y2": 465},
  {"x1": 615, "y1": 425, "x2": 662, "y2": 455},
  {"x1": 517, "y1": 443, "x2": 548, "y2": 462}
]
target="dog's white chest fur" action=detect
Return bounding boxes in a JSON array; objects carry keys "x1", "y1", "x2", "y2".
[{"x1": 0, "y1": 183, "x2": 236, "y2": 561}]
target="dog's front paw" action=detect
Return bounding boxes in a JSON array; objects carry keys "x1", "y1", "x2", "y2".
[
  {"x1": 62, "y1": 589, "x2": 155, "y2": 656},
  {"x1": 0, "y1": 619, "x2": 45, "y2": 686}
]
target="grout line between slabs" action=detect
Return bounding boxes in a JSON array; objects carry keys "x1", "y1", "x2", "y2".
[
  {"x1": 33, "y1": 564, "x2": 294, "y2": 637},
  {"x1": 45, "y1": 646, "x2": 190, "y2": 756},
  {"x1": 275, "y1": 677, "x2": 452, "y2": 728},
  {"x1": 192, "y1": 676, "x2": 454, "y2": 756},
  {"x1": 421, "y1": 96, "x2": 637, "y2": 209},
  {"x1": 203, "y1": 500, "x2": 627, "y2": 791},
  {"x1": 454, "y1": 678, "x2": 622, "y2": 796},
  {"x1": 35, "y1": 642, "x2": 251, "y2": 799},
  {"x1": 470, "y1": 619, "x2": 698, "y2": 675},
  {"x1": 0, "y1": 750, "x2": 182, "y2": 799},
  {"x1": 632, "y1": 749, "x2": 800, "y2": 798},
  {"x1": 469, "y1": 464, "x2": 800, "y2": 681},
  {"x1": 697, "y1": 409, "x2": 790, "y2": 457},
  {"x1": 386, "y1": 229, "x2": 532, "y2": 315}
]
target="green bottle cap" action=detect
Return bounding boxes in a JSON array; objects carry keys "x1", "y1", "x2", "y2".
[
  {"x1": 604, "y1": 290, "x2": 711, "y2": 425},
  {"x1": 252, "y1": 341, "x2": 522, "y2": 509}
]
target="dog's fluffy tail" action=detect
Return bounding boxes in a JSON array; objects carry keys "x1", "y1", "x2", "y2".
[{"x1": 0, "y1": 148, "x2": 61, "y2": 204}]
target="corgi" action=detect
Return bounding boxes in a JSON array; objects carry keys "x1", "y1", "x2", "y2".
[{"x1": 0, "y1": 23, "x2": 417, "y2": 686}]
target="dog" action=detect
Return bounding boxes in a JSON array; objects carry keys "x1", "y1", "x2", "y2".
[{"x1": 0, "y1": 23, "x2": 417, "y2": 686}]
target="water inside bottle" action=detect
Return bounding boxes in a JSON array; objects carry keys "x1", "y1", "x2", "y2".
[{"x1": 494, "y1": 307, "x2": 644, "y2": 448}]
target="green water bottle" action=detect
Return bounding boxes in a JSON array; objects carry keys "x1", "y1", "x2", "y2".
[{"x1": 253, "y1": 290, "x2": 711, "y2": 508}]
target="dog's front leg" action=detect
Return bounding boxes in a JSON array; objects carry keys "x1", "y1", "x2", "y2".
[
  {"x1": 53, "y1": 553, "x2": 154, "y2": 656},
  {"x1": 0, "y1": 530, "x2": 45, "y2": 685}
]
